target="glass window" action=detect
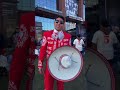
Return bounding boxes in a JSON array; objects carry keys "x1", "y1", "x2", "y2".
[
  {"x1": 18, "y1": 0, "x2": 35, "y2": 11},
  {"x1": 35, "y1": 16, "x2": 76, "y2": 31},
  {"x1": 35, "y1": 0, "x2": 57, "y2": 11},
  {"x1": 66, "y1": 22, "x2": 76, "y2": 30},
  {"x1": 65, "y1": 0, "x2": 78, "y2": 17},
  {"x1": 35, "y1": 16, "x2": 54, "y2": 31}
]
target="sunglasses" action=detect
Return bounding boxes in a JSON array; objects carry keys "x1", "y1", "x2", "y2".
[{"x1": 55, "y1": 20, "x2": 64, "y2": 24}]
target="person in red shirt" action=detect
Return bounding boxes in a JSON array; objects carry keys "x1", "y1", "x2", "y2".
[{"x1": 38, "y1": 16, "x2": 71, "y2": 90}]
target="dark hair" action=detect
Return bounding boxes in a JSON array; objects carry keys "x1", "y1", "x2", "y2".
[
  {"x1": 55, "y1": 16, "x2": 65, "y2": 22},
  {"x1": 77, "y1": 34, "x2": 81, "y2": 37},
  {"x1": 100, "y1": 20, "x2": 109, "y2": 27}
]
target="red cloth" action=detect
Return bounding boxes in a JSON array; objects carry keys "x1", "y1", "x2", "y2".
[
  {"x1": 8, "y1": 12, "x2": 36, "y2": 90},
  {"x1": 38, "y1": 30, "x2": 71, "y2": 90}
]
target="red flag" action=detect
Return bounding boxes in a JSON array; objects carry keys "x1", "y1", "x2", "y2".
[{"x1": 8, "y1": 12, "x2": 36, "y2": 90}]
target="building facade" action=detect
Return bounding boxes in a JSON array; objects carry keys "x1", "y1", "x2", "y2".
[
  {"x1": 0, "y1": 0, "x2": 85, "y2": 46},
  {"x1": 0, "y1": 0, "x2": 18, "y2": 38},
  {"x1": 35, "y1": 0, "x2": 85, "y2": 37}
]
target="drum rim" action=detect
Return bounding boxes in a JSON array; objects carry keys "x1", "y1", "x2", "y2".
[{"x1": 48, "y1": 45, "x2": 84, "y2": 82}]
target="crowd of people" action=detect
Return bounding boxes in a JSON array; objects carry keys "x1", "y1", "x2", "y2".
[{"x1": 0, "y1": 28, "x2": 19, "y2": 76}]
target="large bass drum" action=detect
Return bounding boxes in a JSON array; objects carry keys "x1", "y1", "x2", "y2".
[{"x1": 64, "y1": 48, "x2": 115, "y2": 90}]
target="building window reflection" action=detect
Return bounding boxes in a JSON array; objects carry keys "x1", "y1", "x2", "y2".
[
  {"x1": 35, "y1": 0, "x2": 57, "y2": 11},
  {"x1": 35, "y1": 16, "x2": 76, "y2": 32},
  {"x1": 66, "y1": 22, "x2": 76, "y2": 30},
  {"x1": 35, "y1": 16, "x2": 54, "y2": 30},
  {"x1": 17, "y1": 0, "x2": 35, "y2": 10},
  {"x1": 65, "y1": 0, "x2": 78, "y2": 17}
]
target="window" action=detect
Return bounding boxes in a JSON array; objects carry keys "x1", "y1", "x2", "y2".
[
  {"x1": 65, "y1": 0, "x2": 78, "y2": 17},
  {"x1": 17, "y1": 0, "x2": 35, "y2": 11},
  {"x1": 35, "y1": 0, "x2": 57, "y2": 11},
  {"x1": 35, "y1": 16, "x2": 54, "y2": 30}
]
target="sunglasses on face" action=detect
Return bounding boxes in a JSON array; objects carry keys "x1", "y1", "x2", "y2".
[{"x1": 55, "y1": 20, "x2": 64, "y2": 24}]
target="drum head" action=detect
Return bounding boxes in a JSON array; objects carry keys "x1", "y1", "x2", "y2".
[
  {"x1": 48, "y1": 46, "x2": 83, "y2": 82},
  {"x1": 64, "y1": 48, "x2": 115, "y2": 90},
  {"x1": 84, "y1": 48, "x2": 115, "y2": 90}
]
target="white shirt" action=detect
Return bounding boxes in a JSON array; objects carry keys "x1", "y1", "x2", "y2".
[
  {"x1": 73, "y1": 38, "x2": 84, "y2": 51},
  {"x1": 0, "y1": 55, "x2": 8, "y2": 67},
  {"x1": 92, "y1": 30, "x2": 118, "y2": 60}
]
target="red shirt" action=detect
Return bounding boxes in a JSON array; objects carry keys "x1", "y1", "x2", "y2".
[{"x1": 38, "y1": 30, "x2": 71, "y2": 68}]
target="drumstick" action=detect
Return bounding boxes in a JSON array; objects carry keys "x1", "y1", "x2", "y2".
[
  {"x1": 54, "y1": 57, "x2": 60, "y2": 70},
  {"x1": 85, "y1": 64, "x2": 92, "y2": 76},
  {"x1": 70, "y1": 53, "x2": 78, "y2": 63},
  {"x1": 85, "y1": 64, "x2": 104, "y2": 87},
  {"x1": 87, "y1": 80, "x2": 101, "y2": 87}
]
